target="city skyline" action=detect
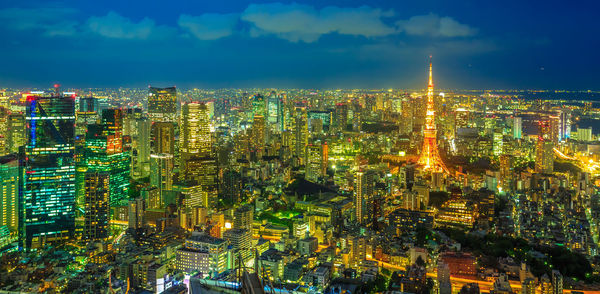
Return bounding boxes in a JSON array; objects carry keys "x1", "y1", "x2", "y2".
[{"x1": 0, "y1": 1, "x2": 599, "y2": 89}]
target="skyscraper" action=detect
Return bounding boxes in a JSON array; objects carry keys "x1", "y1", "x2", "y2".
[
  {"x1": 150, "y1": 153, "x2": 174, "y2": 203},
  {"x1": 252, "y1": 115, "x2": 266, "y2": 153},
  {"x1": 84, "y1": 118, "x2": 130, "y2": 206},
  {"x1": 180, "y1": 102, "x2": 211, "y2": 157},
  {"x1": 22, "y1": 92, "x2": 76, "y2": 249},
  {"x1": 354, "y1": 170, "x2": 375, "y2": 224},
  {"x1": 292, "y1": 107, "x2": 308, "y2": 163},
  {"x1": 0, "y1": 154, "x2": 19, "y2": 234},
  {"x1": 512, "y1": 116, "x2": 522, "y2": 139},
  {"x1": 83, "y1": 171, "x2": 110, "y2": 241},
  {"x1": 148, "y1": 86, "x2": 177, "y2": 122},
  {"x1": 535, "y1": 120, "x2": 554, "y2": 174},
  {"x1": 151, "y1": 122, "x2": 175, "y2": 155},
  {"x1": 305, "y1": 142, "x2": 327, "y2": 182},
  {"x1": 180, "y1": 103, "x2": 212, "y2": 180}
]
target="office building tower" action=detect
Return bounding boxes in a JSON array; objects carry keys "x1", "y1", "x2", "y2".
[
  {"x1": 84, "y1": 122, "x2": 130, "y2": 206},
  {"x1": 455, "y1": 109, "x2": 470, "y2": 129},
  {"x1": 535, "y1": 120, "x2": 554, "y2": 174},
  {"x1": 151, "y1": 122, "x2": 175, "y2": 155},
  {"x1": 0, "y1": 154, "x2": 19, "y2": 233},
  {"x1": 252, "y1": 115, "x2": 266, "y2": 152},
  {"x1": 234, "y1": 205, "x2": 254, "y2": 231},
  {"x1": 128, "y1": 197, "x2": 146, "y2": 230},
  {"x1": 181, "y1": 102, "x2": 211, "y2": 157},
  {"x1": 7, "y1": 114, "x2": 25, "y2": 154},
  {"x1": 513, "y1": 117, "x2": 522, "y2": 139},
  {"x1": 83, "y1": 171, "x2": 110, "y2": 241},
  {"x1": 305, "y1": 142, "x2": 328, "y2": 182},
  {"x1": 148, "y1": 86, "x2": 177, "y2": 122},
  {"x1": 222, "y1": 170, "x2": 242, "y2": 204},
  {"x1": 354, "y1": 170, "x2": 375, "y2": 224},
  {"x1": 558, "y1": 109, "x2": 571, "y2": 141},
  {"x1": 334, "y1": 103, "x2": 348, "y2": 132},
  {"x1": 75, "y1": 97, "x2": 99, "y2": 137},
  {"x1": 292, "y1": 107, "x2": 308, "y2": 162},
  {"x1": 0, "y1": 108, "x2": 7, "y2": 155},
  {"x1": 150, "y1": 153, "x2": 174, "y2": 203},
  {"x1": 132, "y1": 117, "x2": 151, "y2": 179},
  {"x1": 267, "y1": 95, "x2": 284, "y2": 132},
  {"x1": 22, "y1": 92, "x2": 76, "y2": 249}
]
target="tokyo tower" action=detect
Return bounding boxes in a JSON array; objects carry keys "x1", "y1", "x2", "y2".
[{"x1": 417, "y1": 57, "x2": 449, "y2": 174}]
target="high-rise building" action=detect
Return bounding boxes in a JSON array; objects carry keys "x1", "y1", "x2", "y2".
[
  {"x1": 267, "y1": 94, "x2": 284, "y2": 132},
  {"x1": 334, "y1": 103, "x2": 348, "y2": 132},
  {"x1": 181, "y1": 102, "x2": 211, "y2": 157},
  {"x1": 305, "y1": 142, "x2": 328, "y2": 182},
  {"x1": 151, "y1": 122, "x2": 175, "y2": 155},
  {"x1": 128, "y1": 197, "x2": 146, "y2": 230},
  {"x1": 535, "y1": 120, "x2": 554, "y2": 174},
  {"x1": 22, "y1": 92, "x2": 76, "y2": 249},
  {"x1": 84, "y1": 121, "x2": 130, "y2": 206},
  {"x1": 0, "y1": 154, "x2": 19, "y2": 234},
  {"x1": 222, "y1": 170, "x2": 242, "y2": 204},
  {"x1": 132, "y1": 117, "x2": 151, "y2": 179},
  {"x1": 292, "y1": 107, "x2": 308, "y2": 163},
  {"x1": 558, "y1": 109, "x2": 571, "y2": 141},
  {"x1": 234, "y1": 205, "x2": 254, "y2": 231},
  {"x1": 150, "y1": 153, "x2": 174, "y2": 202},
  {"x1": 0, "y1": 108, "x2": 8, "y2": 155},
  {"x1": 252, "y1": 115, "x2": 266, "y2": 153},
  {"x1": 354, "y1": 170, "x2": 375, "y2": 224},
  {"x1": 83, "y1": 171, "x2": 110, "y2": 241},
  {"x1": 148, "y1": 87, "x2": 177, "y2": 122},
  {"x1": 513, "y1": 117, "x2": 522, "y2": 139},
  {"x1": 7, "y1": 113, "x2": 26, "y2": 154}
]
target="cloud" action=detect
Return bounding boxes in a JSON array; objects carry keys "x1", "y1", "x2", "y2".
[
  {"x1": 178, "y1": 13, "x2": 238, "y2": 40},
  {"x1": 86, "y1": 11, "x2": 173, "y2": 40},
  {"x1": 0, "y1": 7, "x2": 79, "y2": 37},
  {"x1": 397, "y1": 14, "x2": 476, "y2": 37},
  {"x1": 241, "y1": 3, "x2": 396, "y2": 43}
]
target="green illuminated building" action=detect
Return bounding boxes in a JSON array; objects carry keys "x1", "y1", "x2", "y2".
[{"x1": 22, "y1": 92, "x2": 76, "y2": 249}]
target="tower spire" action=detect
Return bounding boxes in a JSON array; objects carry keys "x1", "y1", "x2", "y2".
[{"x1": 417, "y1": 56, "x2": 449, "y2": 174}]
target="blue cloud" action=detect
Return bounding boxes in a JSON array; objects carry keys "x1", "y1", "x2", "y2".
[
  {"x1": 86, "y1": 11, "x2": 174, "y2": 40},
  {"x1": 396, "y1": 14, "x2": 477, "y2": 37},
  {"x1": 240, "y1": 3, "x2": 396, "y2": 43},
  {"x1": 178, "y1": 13, "x2": 239, "y2": 40},
  {"x1": 0, "y1": 7, "x2": 79, "y2": 37}
]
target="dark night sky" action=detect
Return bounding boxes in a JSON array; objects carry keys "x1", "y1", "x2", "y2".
[{"x1": 0, "y1": 0, "x2": 599, "y2": 90}]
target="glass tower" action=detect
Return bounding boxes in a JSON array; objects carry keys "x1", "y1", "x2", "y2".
[{"x1": 22, "y1": 93, "x2": 76, "y2": 249}]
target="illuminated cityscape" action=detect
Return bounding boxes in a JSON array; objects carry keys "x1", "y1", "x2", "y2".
[{"x1": 0, "y1": 1, "x2": 600, "y2": 294}]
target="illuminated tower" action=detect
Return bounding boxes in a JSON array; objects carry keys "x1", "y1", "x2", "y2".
[
  {"x1": 83, "y1": 171, "x2": 110, "y2": 241},
  {"x1": 417, "y1": 57, "x2": 448, "y2": 173},
  {"x1": 148, "y1": 86, "x2": 177, "y2": 122},
  {"x1": 22, "y1": 92, "x2": 76, "y2": 249},
  {"x1": 0, "y1": 154, "x2": 19, "y2": 233}
]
